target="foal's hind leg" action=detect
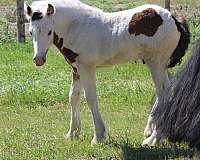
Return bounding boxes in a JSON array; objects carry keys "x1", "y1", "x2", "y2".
[
  {"x1": 66, "y1": 70, "x2": 82, "y2": 140},
  {"x1": 143, "y1": 61, "x2": 170, "y2": 144},
  {"x1": 143, "y1": 127, "x2": 162, "y2": 146},
  {"x1": 144, "y1": 97, "x2": 158, "y2": 138}
]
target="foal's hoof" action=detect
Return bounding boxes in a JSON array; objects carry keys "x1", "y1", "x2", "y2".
[
  {"x1": 91, "y1": 136, "x2": 107, "y2": 145},
  {"x1": 142, "y1": 131, "x2": 161, "y2": 146},
  {"x1": 91, "y1": 131, "x2": 107, "y2": 145},
  {"x1": 142, "y1": 136, "x2": 158, "y2": 146},
  {"x1": 144, "y1": 126, "x2": 153, "y2": 139},
  {"x1": 65, "y1": 129, "x2": 80, "y2": 140}
]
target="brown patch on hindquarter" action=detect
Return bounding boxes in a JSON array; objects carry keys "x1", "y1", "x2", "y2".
[
  {"x1": 53, "y1": 32, "x2": 78, "y2": 64},
  {"x1": 128, "y1": 8, "x2": 163, "y2": 37}
]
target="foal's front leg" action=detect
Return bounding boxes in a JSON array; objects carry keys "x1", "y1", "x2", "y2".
[
  {"x1": 66, "y1": 71, "x2": 82, "y2": 139},
  {"x1": 79, "y1": 64, "x2": 107, "y2": 144}
]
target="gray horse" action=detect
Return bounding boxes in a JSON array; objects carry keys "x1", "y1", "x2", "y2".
[{"x1": 151, "y1": 39, "x2": 200, "y2": 159}]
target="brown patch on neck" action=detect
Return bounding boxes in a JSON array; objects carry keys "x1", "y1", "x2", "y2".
[
  {"x1": 53, "y1": 32, "x2": 78, "y2": 64},
  {"x1": 128, "y1": 8, "x2": 163, "y2": 37}
]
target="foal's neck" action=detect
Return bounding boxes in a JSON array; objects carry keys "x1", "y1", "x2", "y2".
[
  {"x1": 54, "y1": 0, "x2": 104, "y2": 24},
  {"x1": 52, "y1": 0, "x2": 106, "y2": 48}
]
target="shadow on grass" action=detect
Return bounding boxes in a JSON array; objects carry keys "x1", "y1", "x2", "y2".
[{"x1": 113, "y1": 141, "x2": 193, "y2": 160}]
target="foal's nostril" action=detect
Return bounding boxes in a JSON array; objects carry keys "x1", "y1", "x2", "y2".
[{"x1": 33, "y1": 57, "x2": 36, "y2": 63}]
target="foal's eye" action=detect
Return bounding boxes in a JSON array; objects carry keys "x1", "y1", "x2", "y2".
[{"x1": 48, "y1": 30, "x2": 52, "y2": 36}]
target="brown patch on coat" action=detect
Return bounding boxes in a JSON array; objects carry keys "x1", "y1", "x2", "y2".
[
  {"x1": 53, "y1": 32, "x2": 78, "y2": 64},
  {"x1": 128, "y1": 8, "x2": 163, "y2": 37}
]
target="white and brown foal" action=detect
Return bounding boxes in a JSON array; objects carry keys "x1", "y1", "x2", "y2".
[{"x1": 24, "y1": 0, "x2": 190, "y2": 145}]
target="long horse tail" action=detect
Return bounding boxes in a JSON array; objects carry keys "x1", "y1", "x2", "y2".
[
  {"x1": 153, "y1": 39, "x2": 200, "y2": 150},
  {"x1": 168, "y1": 16, "x2": 190, "y2": 68}
]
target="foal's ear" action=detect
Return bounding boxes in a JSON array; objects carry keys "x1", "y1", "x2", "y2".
[
  {"x1": 46, "y1": 3, "x2": 55, "y2": 16},
  {"x1": 24, "y1": 2, "x2": 32, "y2": 18}
]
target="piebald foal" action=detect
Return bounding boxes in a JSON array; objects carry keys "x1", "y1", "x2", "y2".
[{"x1": 25, "y1": 0, "x2": 190, "y2": 145}]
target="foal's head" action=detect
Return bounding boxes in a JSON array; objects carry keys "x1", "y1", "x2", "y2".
[{"x1": 25, "y1": 2, "x2": 56, "y2": 66}]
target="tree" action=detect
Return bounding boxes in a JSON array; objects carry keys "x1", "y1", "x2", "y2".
[
  {"x1": 16, "y1": 0, "x2": 25, "y2": 43},
  {"x1": 165, "y1": 0, "x2": 170, "y2": 11}
]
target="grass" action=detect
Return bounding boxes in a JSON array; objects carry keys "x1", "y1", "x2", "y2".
[
  {"x1": 0, "y1": 0, "x2": 15, "y2": 6},
  {"x1": 1, "y1": 41, "x2": 194, "y2": 160},
  {"x1": 0, "y1": 42, "x2": 154, "y2": 159},
  {"x1": 1, "y1": 0, "x2": 200, "y2": 159}
]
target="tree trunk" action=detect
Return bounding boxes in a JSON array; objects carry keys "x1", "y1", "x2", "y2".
[
  {"x1": 165, "y1": 0, "x2": 170, "y2": 11},
  {"x1": 16, "y1": 0, "x2": 25, "y2": 43}
]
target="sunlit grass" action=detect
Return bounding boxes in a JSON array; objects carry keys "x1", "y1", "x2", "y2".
[{"x1": 0, "y1": 40, "x2": 193, "y2": 159}]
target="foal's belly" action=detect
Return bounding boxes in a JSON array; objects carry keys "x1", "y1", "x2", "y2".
[{"x1": 98, "y1": 50, "x2": 141, "y2": 67}]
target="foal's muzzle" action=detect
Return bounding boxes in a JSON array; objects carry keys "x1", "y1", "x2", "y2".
[{"x1": 33, "y1": 56, "x2": 46, "y2": 66}]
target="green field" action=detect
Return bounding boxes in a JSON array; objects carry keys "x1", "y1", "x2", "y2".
[{"x1": 1, "y1": 0, "x2": 200, "y2": 159}]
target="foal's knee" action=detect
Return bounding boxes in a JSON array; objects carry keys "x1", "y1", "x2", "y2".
[
  {"x1": 69, "y1": 90, "x2": 80, "y2": 99},
  {"x1": 84, "y1": 91, "x2": 97, "y2": 107},
  {"x1": 69, "y1": 87, "x2": 81, "y2": 104}
]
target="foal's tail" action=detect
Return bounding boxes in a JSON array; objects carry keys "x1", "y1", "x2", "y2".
[{"x1": 168, "y1": 16, "x2": 190, "y2": 68}]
